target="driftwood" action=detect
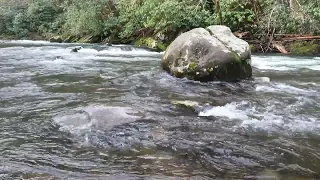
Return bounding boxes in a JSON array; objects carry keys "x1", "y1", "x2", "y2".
[
  {"x1": 272, "y1": 42, "x2": 289, "y2": 54},
  {"x1": 252, "y1": 34, "x2": 313, "y2": 37},
  {"x1": 282, "y1": 36, "x2": 320, "y2": 41},
  {"x1": 233, "y1": 32, "x2": 249, "y2": 38},
  {"x1": 235, "y1": 33, "x2": 320, "y2": 54},
  {"x1": 235, "y1": 33, "x2": 320, "y2": 41}
]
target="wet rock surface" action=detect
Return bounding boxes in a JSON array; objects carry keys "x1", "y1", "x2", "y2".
[{"x1": 161, "y1": 26, "x2": 252, "y2": 82}]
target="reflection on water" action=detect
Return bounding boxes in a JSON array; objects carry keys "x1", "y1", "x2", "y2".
[{"x1": 0, "y1": 40, "x2": 319, "y2": 179}]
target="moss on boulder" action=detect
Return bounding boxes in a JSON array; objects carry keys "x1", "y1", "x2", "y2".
[{"x1": 156, "y1": 42, "x2": 168, "y2": 51}]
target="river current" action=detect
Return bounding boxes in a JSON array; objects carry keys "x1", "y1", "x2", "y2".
[{"x1": 0, "y1": 40, "x2": 319, "y2": 179}]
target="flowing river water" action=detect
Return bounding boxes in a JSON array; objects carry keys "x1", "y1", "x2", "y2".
[{"x1": 0, "y1": 40, "x2": 319, "y2": 179}]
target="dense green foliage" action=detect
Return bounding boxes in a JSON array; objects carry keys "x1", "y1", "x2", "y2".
[
  {"x1": 0, "y1": 0, "x2": 319, "y2": 44},
  {"x1": 116, "y1": 0, "x2": 214, "y2": 40},
  {"x1": 63, "y1": 0, "x2": 106, "y2": 36}
]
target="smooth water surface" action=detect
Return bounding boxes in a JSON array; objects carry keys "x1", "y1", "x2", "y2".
[{"x1": 0, "y1": 40, "x2": 319, "y2": 179}]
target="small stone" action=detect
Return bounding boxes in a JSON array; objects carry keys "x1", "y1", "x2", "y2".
[{"x1": 70, "y1": 46, "x2": 82, "y2": 52}]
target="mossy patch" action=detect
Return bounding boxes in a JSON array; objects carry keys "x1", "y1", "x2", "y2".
[
  {"x1": 156, "y1": 42, "x2": 168, "y2": 51},
  {"x1": 135, "y1": 37, "x2": 167, "y2": 51},
  {"x1": 188, "y1": 61, "x2": 199, "y2": 71},
  {"x1": 135, "y1": 37, "x2": 157, "y2": 48},
  {"x1": 289, "y1": 41, "x2": 320, "y2": 56},
  {"x1": 249, "y1": 44, "x2": 257, "y2": 53},
  {"x1": 231, "y1": 51, "x2": 241, "y2": 62}
]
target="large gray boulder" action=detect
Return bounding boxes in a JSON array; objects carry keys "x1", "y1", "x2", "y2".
[{"x1": 161, "y1": 25, "x2": 252, "y2": 82}]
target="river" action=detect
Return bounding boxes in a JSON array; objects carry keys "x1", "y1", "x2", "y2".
[{"x1": 0, "y1": 40, "x2": 319, "y2": 179}]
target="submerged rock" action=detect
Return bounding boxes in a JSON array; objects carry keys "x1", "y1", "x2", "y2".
[
  {"x1": 70, "y1": 46, "x2": 82, "y2": 52},
  {"x1": 161, "y1": 25, "x2": 252, "y2": 82},
  {"x1": 171, "y1": 100, "x2": 199, "y2": 108},
  {"x1": 54, "y1": 106, "x2": 143, "y2": 132}
]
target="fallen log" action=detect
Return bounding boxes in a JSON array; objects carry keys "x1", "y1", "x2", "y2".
[
  {"x1": 282, "y1": 36, "x2": 320, "y2": 41},
  {"x1": 239, "y1": 33, "x2": 320, "y2": 54},
  {"x1": 272, "y1": 42, "x2": 288, "y2": 54},
  {"x1": 252, "y1": 33, "x2": 313, "y2": 37}
]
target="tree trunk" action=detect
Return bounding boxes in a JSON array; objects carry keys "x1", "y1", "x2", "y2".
[{"x1": 214, "y1": 0, "x2": 222, "y2": 25}]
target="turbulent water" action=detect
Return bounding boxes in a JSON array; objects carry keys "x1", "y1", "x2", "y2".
[{"x1": 0, "y1": 40, "x2": 319, "y2": 180}]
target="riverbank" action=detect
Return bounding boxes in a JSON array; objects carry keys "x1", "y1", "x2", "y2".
[
  {"x1": 1, "y1": 0, "x2": 319, "y2": 56},
  {"x1": 1, "y1": 33, "x2": 319, "y2": 56}
]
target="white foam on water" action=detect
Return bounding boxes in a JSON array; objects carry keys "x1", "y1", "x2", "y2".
[
  {"x1": 36, "y1": 48, "x2": 92, "y2": 66},
  {"x1": 199, "y1": 100, "x2": 319, "y2": 134},
  {"x1": 1, "y1": 40, "x2": 163, "y2": 57},
  {"x1": 254, "y1": 77, "x2": 271, "y2": 83},
  {"x1": 252, "y1": 55, "x2": 320, "y2": 71},
  {"x1": 308, "y1": 65, "x2": 320, "y2": 71},
  {"x1": 255, "y1": 82, "x2": 316, "y2": 96},
  {"x1": 98, "y1": 48, "x2": 163, "y2": 56},
  {"x1": 75, "y1": 47, "x2": 162, "y2": 60},
  {"x1": 199, "y1": 101, "x2": 249, "y2": 119},
  {"x1": 67, "y1": 47, "x2": 163, "y2": 58},
  {"x1": 40, "y1": 58, "x2": 71, "y2": 65},
  {"x1": 297, "y1": 82, "x2": 318, "y2": 86},
  {"x1": 1, "y1": 45, "x2": 160, "y2": 76},
  {"x1": 77, "y1": 48, "x2": 99, "y2": 54},
  {"x1": 0, "y1": 40, "x2": 50, "y2": 44}
]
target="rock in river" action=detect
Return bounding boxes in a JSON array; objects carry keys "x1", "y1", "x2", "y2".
[
  {"x1": 49, "y1": 36, "x2": 63, "y2": 43},
  {"x1": 161, "y1": 25, "x2": 252, "y2": 82}
]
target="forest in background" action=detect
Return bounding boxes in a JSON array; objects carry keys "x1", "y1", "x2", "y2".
[{"x1": 0, "y1": 0, "x2": 320, "y2": 52}]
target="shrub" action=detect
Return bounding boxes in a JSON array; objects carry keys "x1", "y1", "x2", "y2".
[
  {"x1": 220, "y1": 0, "x2": 257, "y2": 32},
  {"x1": 63, "y1": 0, "x2": 108, "y2": 36},
  {"x1": 0, "y1": 4, "x2": 27, "y2": 35},
  {"x1": 12, "y1": 12, "x2": 30, "y2": 37},
  {"x1": 27, "y1": 0, "x2": 62, "y2": 34},
  {"x1": 116, "y1": 0, "x2": 214, "y2": 41}
]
